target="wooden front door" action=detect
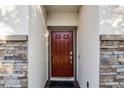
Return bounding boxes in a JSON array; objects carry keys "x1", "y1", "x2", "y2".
[{"x1": 51, "y1": 31, "x2": 73, "y2": 77}]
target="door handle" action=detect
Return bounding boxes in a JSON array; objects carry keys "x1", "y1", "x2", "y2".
[
  {"x1": 70, "y1": 56, "x2": 72, "y2": 63},
  {"x1": 70, "y1": 51, "x2": 72, "y2": 55},
  {"x1": 70, "y1": 56, "x2": 72, "y2": 59}
]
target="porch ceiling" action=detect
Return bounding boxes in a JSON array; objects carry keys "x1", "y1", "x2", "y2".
[{"x1": 44, "y1": 5, "x2": 81, "y2": 13}]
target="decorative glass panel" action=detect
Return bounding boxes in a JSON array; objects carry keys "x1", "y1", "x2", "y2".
[
  {"x1": 56, "y1": 34, "x2": 61, "y2": 39},
  {"x1": 63, "y1": 34, "x2": 69, "y2": 39}
]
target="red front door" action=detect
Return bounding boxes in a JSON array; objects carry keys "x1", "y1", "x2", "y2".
[{"x1": 51, "y1": 31, "x2": 73, "y2": 77}]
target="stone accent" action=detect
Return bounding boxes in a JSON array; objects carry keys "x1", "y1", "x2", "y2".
[
  {"x1": 100, "y1": 35, "x2": 124, "y2": 88},
  {"x1": 0, "y1": 39, "x2": 28, "y2": 88}
]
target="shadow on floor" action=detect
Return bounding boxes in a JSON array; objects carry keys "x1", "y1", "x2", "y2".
[{"x1": 44, "y1": 80, "x2": 80, "y2": 88}]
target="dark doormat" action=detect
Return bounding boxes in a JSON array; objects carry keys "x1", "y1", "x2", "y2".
[{"x1": 44, "y1": 80, "x2": 80, "y2": 88}]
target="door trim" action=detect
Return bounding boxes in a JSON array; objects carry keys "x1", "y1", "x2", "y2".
[{"x1": 47, "y1": 26, "x2": 77, "y2": 81}]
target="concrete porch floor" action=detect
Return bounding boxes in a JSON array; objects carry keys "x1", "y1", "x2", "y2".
[{"x1": 44, "y1": 80, "x2": 80, "y2": 88}]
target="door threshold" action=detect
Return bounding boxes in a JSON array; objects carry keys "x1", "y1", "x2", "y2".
[{"x1": 50, "y1": 77, "x2": 74, "y2": 81}]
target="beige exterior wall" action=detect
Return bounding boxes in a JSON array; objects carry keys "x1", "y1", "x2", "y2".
[
  {"x1": 78, "y1": 6, "x2": 99, "y2": 88},
  {"x1": 46, "y1": 12, "x2": 78, "y2": 26},
  {"x1": 100, "y1": 5, "x2": 124, "y2": 35},
  {"x1": 0, "y1": 5, "x2": 28, "y2": 35},
  {"x1": 28, "y1": 5, "x2": 47, "y2": 88}
]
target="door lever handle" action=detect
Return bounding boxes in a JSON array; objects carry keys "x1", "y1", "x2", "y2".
[
  {"x1": 70, "y1": 56, "x2": 72, "y2": 59},
  {"x1": 70, "y1": 51, "x2": 72, "y2": 55},
  {"x1": 70, "y1": 56, "x2": 72, "y2": 63}
]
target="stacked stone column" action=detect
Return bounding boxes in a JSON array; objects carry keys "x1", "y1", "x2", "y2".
[
  {"x1": 0, "y1": 40, "x2": 28, "y2": 88},
  {"x1": 100, "y1": 35, "x2": 124, "y2": 88}
]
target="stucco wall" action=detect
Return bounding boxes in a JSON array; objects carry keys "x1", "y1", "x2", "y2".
[
  {"x1": 28, "y1": 5, "x2": 47, "y2": 88},
  {"x1": 0, "y1": 5, "x2": 28, "y2": 35},
  {"x1": 46, "y1": 12, "x2": 78, "y2": 26},
  {"x1": 78, "y1": 6, "x2": 99, "y2": 88},
  {"x1": 99, "y1": 5, "x2": 124, "y2": 35}
]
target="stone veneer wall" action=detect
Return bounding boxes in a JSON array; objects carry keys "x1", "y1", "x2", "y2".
[
  {"x1": 0, "y1": 39, "x2": 28, "y2": 88},
  {"x1": 100, "y1": 35, "x2": 124, "y2": 88}
]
